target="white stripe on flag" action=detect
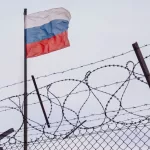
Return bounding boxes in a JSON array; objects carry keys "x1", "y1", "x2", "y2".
[{"x1": 25, "y1": 7, "x2": 71, "y2": 29}]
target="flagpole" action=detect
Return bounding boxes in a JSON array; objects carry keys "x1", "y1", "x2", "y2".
[{"x1": 24, "y1": 8, "x2": 28, "y2": 150}]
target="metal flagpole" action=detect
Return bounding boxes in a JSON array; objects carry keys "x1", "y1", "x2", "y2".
[{"x1": 24, "y1": 8, "x2": 28, "y2": 150}]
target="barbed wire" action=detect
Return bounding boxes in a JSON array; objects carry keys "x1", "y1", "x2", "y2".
[
  {"x1": 10, "y1": 104, "x2": 150, "y2": 134},
  {"x1": 0, "y1": 43, "x2": 149, "y2": 91},
  {"x1": 0, "y1": 46, "x2": 150, "y2": 150},
  {"x1": 1, "y1": 51, "x2": 150, "y2": 105}
]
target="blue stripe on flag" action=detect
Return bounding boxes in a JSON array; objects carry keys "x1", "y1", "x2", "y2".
[{"x1": 25, "y1": 19, "x2": 69, "y2": 44}]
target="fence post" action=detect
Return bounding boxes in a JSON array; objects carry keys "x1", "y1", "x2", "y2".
[{"x1": 132, "y1": 42, "x2": 150, "y2": 88}]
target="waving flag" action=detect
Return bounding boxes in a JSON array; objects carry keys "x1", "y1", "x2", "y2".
[{"x1": 25, "y1": 8, "x2": 71, "y2": 58}]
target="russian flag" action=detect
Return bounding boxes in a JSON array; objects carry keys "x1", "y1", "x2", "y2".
[{"x1": 25, "y1": 8, "x2": 71, "y2": 58}]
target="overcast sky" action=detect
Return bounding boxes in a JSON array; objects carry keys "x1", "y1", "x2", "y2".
[{"x1": 0, "y1": 0, "x2": 150, "y2": 149}]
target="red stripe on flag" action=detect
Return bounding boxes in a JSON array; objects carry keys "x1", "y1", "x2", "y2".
[{"x1": 26, "y1": 31, "x2": 70, "y2": 58}]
